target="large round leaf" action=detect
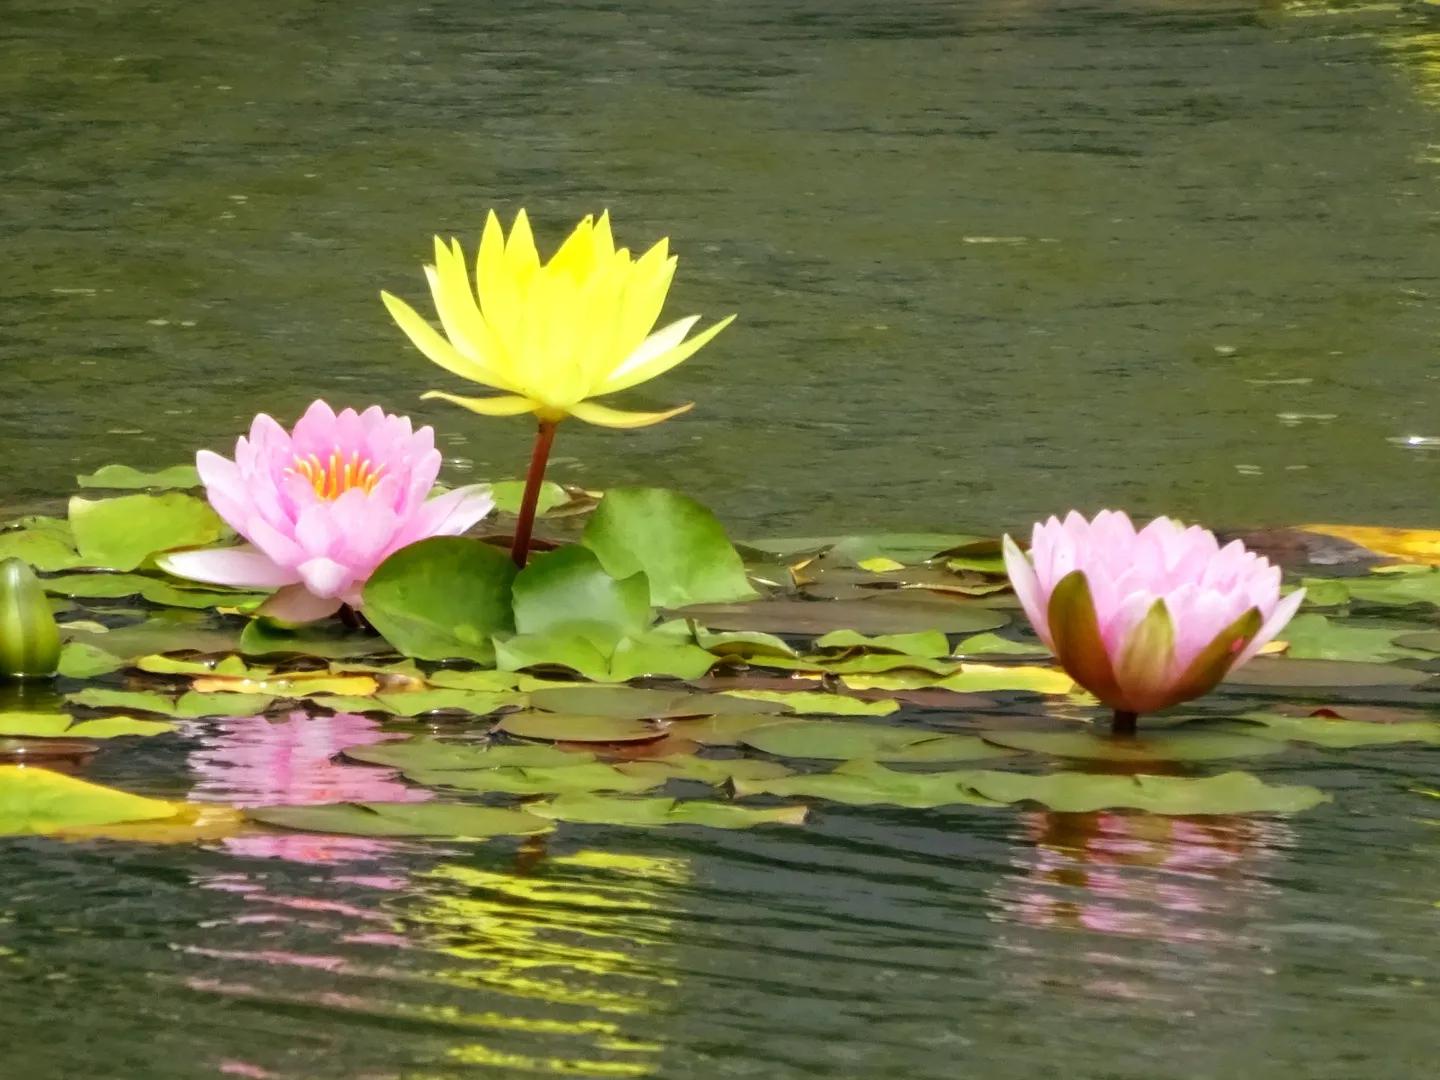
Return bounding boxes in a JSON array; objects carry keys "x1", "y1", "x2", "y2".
[
  {"x1": 511, "y1": 545, "x2": 652, "y2": 647},
  {"x1": 979, "y1": 728, "x2": 1283, "y2": 762},
  {"x1": 582, "y1": 487, "x2": 757, "y2": 607},
  {"x1": 362, "y1": 537, "x2": 516, "y2": 663},
  {"x1": 963, "y1": 770, "x2": 1329, "y2": 815},
  {"x1": 496, "y1": 710, "x2": 666, "y2": 743},
  {"x1": 70, "y1": 493, "x2": 225, "y2": 571},
  {"x1": 741, "y1": 720, "x2": 1014, "y2": 763}
]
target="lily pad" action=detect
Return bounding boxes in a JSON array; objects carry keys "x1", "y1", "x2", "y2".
[
  {"x1": 676, "y1": 597, "x2": 1006, "y2": 636},
  {"x1": 731, "y1": 759, "x2": 1002, "y2": 808},
  {"x1": 1222, "y1": 658, "x2": 1429, "y2": 689},
  {"x1": 0, "y1": 528, "x2": 82, "y2": 571},
  {"x1": 75, "y1": 463, "x2": 201, "y2": 490},
  {"x1": 1278, "y1": 613, "x2": 1433, "y2": 663},
  {"x1": 362, "y1": 537, "x2": 516, "y2": 663},
  {"x1": 1218, "y1": 711, "x2": 1440, "y2": 748},
  {"x1": 618, "y1": 756, "x2": 794, "y2": 786},
  {"x1": 0, "y1": 711, "x2": 173, "y2": 739},
  {"x1": 69, "y1": 493, "x2": 226, "y2": 571},
  {"x1": 813, "y1": 630, "x2": 951, "y2": 658},
  {"x1": 607, "y1": 637, "x2": 717, "y2": 681},
  {"x1": 490, "y1": 479, "x2": 571, "y2": 517},
  {"x1": 963, "y1": 769, "x2": 1329, "y2": 815},
  {"x1": 583, "y1": 487, "x2": 757, "y2": 607},
  {"x1": 666, "y1": 713, "x2": 793, "y2": 746},
  {"x1": 529, "y1": 793, "x2": 806, "y2": 829},
  {"x1": 691, "y1": 627, "x2": 797, "y2": 659},
  {"x1": 528, "y1": 685, "x2": 690, "y2": 719},
  {"x1": 248, "y1": 801, "x2": 552, "y2": 838},
  {"x1": 239, "y1": 617, "x2": 397, "y2": 660},
  {"x1": 344, "y1": 737, "x2": 589, "y2": 771},
  {"x1": 953, "y1": 632, "x2": 1050, "y2": 659},
  {"x1": 370, "y1": 689, "x2": 518, "y2": 718},
  {"x1": 0, "y1": 765, "x2": 178, "y2": 835},
  {"x1": 409, "y1": 762, "x2": 665, "y2": 796},
  {"x1": 511, "y1": 545, "x2": 652, "y2": 648},
  {"x1": 172, "y1": 691, "x2": 276, "y2": 718},
  {"x1": 978, "y1": 728, "x2": 1283, "y2": 762},
  {"x1": 496, "y1": 710, "x2": 666, "y2": 743},
  {"x1": 56, "y1": 641, "x2": 125, "y2": 678},
  {"x1": 740, "y1": 720, "x2": 1015, "y2": 763},
  {"x1": 719, "y1": 690, "x2": 898, "y2": 716}
]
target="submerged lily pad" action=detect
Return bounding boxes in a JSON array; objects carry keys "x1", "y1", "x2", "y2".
[
  {"x1": 740, "y1": 720, "x2": 1015, "y2": 763},
  {"x1": 677, "y1": 597, "x2": 1006, "y2": 636},
  {"x1": 583, "y1": 487, "x2": 757, "y2": 607},
  {"x1": 979, "y1": 728, "x2": 1283, "y2": 762},
  {"x1": 69, "y1": 493, "x2": 225, "y2": 571},
  {"x1": 0, "y1": 765, "x2": 177, "y2": 835},
  {"x1": 529, "y1": 793, "x2": 806, "y2": 829},
  {"x1": 248, "y1": 802, "x2": 552, "y2": 838},
  {"x1": 496, "y1": 710, "x2": 665, "y2": 743},
  {"x1": 75, "y1": 464, "x2": 201, "y2": 490}
]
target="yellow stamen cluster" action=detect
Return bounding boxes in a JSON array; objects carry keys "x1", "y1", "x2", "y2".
[{"x1": 290, "y1": 451, "x2": 384, "y2": 500}]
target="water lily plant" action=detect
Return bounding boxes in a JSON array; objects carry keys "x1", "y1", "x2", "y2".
[
  {"x1": 1003, "y1": 510, "x2": 1303, "y2": 733},
  {"x1": 381, "y1": 209, "x2": 734, "y2": 566},
  {"x1": 0, "y1": 557, "x2": 60, "y2": 679},
  {"x1": 160, "y1": 400, "x2": 494, "y2": 623}
]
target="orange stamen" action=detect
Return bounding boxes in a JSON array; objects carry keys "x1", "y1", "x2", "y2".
[{"x1": 285, "y1": 448, "x2": 384, "y2": 501}]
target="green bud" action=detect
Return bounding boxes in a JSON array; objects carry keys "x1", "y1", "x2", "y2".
[{"x1": 0, "y1": 558, "x2": 61, "y2": 679}]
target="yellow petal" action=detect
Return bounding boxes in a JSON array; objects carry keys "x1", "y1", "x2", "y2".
[
  {"x1": 568, "y1": 400, "x2": 693, "y2": 429},
  {"x1": 599, "y1": 314, "x2": 735, "y2": 395},
  {"x1": 505, "y1": 208, "x2": 539, "y2": 274},
  {"x1": 547, "y1": 213, "x2": 598, "y2": 280},
  {"x1": 381, "y1": 291, "x2": 504, "y2": 388},
  {"x1": 431, "y1": 244, "x2": 519, "y2": 388},
  {"x1": 422, "y1": 390, "x2": 539, "y2": 417}
]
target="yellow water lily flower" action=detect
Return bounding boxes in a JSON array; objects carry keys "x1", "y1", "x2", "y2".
[{"x1": 381, "y1": 209, "x2": 734, "y2": 429}]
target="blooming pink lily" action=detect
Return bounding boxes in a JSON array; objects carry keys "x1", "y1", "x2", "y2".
[
  {"x1": 1002, "y1": 510, "x2": 1304, "y2": 728},
  {"x1": 160, "y1": 400, "x2": 493, "y2": 622}
]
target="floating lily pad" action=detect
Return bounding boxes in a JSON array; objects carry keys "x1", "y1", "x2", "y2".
[
  {"x1": 172, "y1": 691, "x2": 275, "y2": 718},
  {"x1": 0, "y1": 711, "x2": 173, "y2": 739},
  {"x1": 496, "y1": 710, "x2": 666, "y2": 743},
  {"x1": 766, "y1": 652, "x2": 958, "y2": 676},
  {"x1": 0, "y1": 765, "x2": 177, "y2": 835},
  {"x1": 52, "y1": 803, "x2": 245, "y2": 843},
  {"x1": 1217, "y1": 712, "x2": 1440, "y2": 748},
  {"x1": 344, "y1": 737, "x2": 589, "y2": 771},
  {"x1": 583, "y1": 488, "x2": 757, "y2": 607},
  {"x1": 409, "y1": 762, "x2": 664, "y2": 796},
  {"x1": 953, "y1": 632, "x2": 1050, "y2": 659},
  {"x1": 529, "y1": 793, "x2": 806, "y2": 828},
  {"x1": 75, "y1": 463, "x2": 201, "y2": 490},
  {"x1": 239, "y1": 617, "x2": 396, "y2": 660},
  {"x1": 731, "y1": 759, "x2": 1001, "y2": 808},
  {"x1": 607, "y1": 637, "x2": 717, "y2": 681},
  {"x1": 512, "y1": 545, "x2": 652, "y2": 647},
  {"x1": 44, "y1": 572, "x2": 264, "y2": 610},
  {"x1": 362, "y1": 537, "x2": 517, "y2": 663},
  {"x1": 528, "y1": 685, "x2": 690, "y2": 719},
  {"x1": 489, "y1": 480, "x2": 571, "y2": 517},
  {"x1": 813, "y1": 630, "x2": 951, "y2": 658},
  {"x1": 963, "y1": 770, "x2": 1329, "y2": 815},
  {"x1": 66, "y1": 688, "x2": 176, "y2": 715},
  {"x1": 618, "y1": 756, "x2": 794, "y2": 785},
  {"x1": 56, "y1": 641, "x2": 125, "y2": 678},
  {"x1": 1278, "y1": 613, "x2": 1433, "y2": 663},
  {"x1": 69, "y1": 492, "x2": 226, "y2": 571},
  {"x1": 248, "y1": 801, "x2": 552, "y2": 838},
  {"x1": 1222, "y1": 658, "x2": 1429, "y2": 689},
  {"x1": 691, "y1": 627, "x2": 797, "y2": 658},
  {"x1": 978, "y1": 728, "x2": 1283, "y2": 762},
  {"x1": 370, "y1": 689, "x2": 518, "y2": 718},
  {"x1": 719, "y1": 690, "x2": 898, "y2": 716},
  {"x1": 676, "y1": 597, "x2": 1007, "y2": 636},
  {"x1": 665, "y1": 713, "x2": 793, "y2": 746},
  {"x1": 1394, "y1": 630, "x2": 1440, "y2": 653},
  {"x1": 495, "y1": 632, "x2": 611, "y2": 681},
  {"x1": 0, "y1": 528, "x2": 82, "y2": 571},
  {"x1": 66, "y1": 615, "x2": 240, "y2": 659},
  {"x1": 741, "y1": 720, "x2": 1015, "y2": 763}
]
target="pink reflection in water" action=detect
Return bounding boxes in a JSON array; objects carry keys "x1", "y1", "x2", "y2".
[{"x1": 189, "y1": 711, "x2": 427, "y2": 807}]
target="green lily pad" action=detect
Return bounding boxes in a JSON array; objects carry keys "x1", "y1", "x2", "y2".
[
  {"x1": 1218, "y1": 711, "x2": 1440, "y2": 748},
  {"x1": 740, "y1": 720, "x2": 1015, "y2": 763},
  {"x1": 731, "y1": 759, "x2": 1001, "y2": 808},
  {"x1": 248, "y1": 801, "x2": 552, "y2": 838},
  {"x1": 582, "y1": 487, "x2": 757, "y2": 607},
  {"x1": 528, "y1": 685, "x2": 690, "y2": 719},
  {"x1": 56, "y1": 642, "x2": 125, "y2": 679},
  {"x1": 512, "y1": 545, "x2": 652, "y2": 648},
  {"x1": 172, "y1": 692, "x2": 275, "y2": 718},
  {"x1": 963, "y1": 769, "x2": 1330, "y2": 815},
  {"x1": 65, "y1": 614, "x2": 240, "y2": 659},
  {"x1": 495, "y1": 632, "x2": 611, "y2": 681},
  {"x1": 1278, "y1": 613, "x2": 1432, "y2": 663},
  {"x1": 813, "y1": 630, "x2": 951, "y2": 657},
  {"x1": 691, "y1": 627, "x2": 797, "y2": 659},
  {"x1": 69, "y1": 493, "x2": 226, "y2": 571},
  {"x1": 495, "y1": 710, "x2": 666, "y2": 743},
  {"x1": 408, "y1": 762, "x2": 664, "y2": 796},
  {"x1": 529, "y1": 793, "x2": 806, "y2": 829},
  {"x1": 1309, "y1": 569, "x2": 1440, "y2": 608},
  {"x1": 424, "y1": 669, "x2": 521, "y2": 691},
  {"x1": 0, "y1": 711, "x2": 174, "y2": 739},
  {"x1": 618, "y1": 756, "x2": 794, "y2": 785},
  {"x1": 607, "y1": 637, "x2": 717, "y2": 681},
  {"x1": 676, "y1": 597, "x2": 1007, "y2": 636},
  {"x1": 666, "y1": 713, "x2": 793, "y2": 746},
  {"x1": 0, "y1": 529, "x2": 82, "y2": 572},
  {"x1": 978, "y1": 728, "x2": 1283, "y2": 762},
  {"x1": 1222, "y1": 658, "x2": 1429, "y2": 689},
  {"x1": 344, "y1": 737, "x2": 590, "y2": 771},
  {"x1": 0, "y1": 765, "x2": 179, "y2": 835},
  {"x1": 239, "y1": 618, "x2": 396, "y2": 660},
  {"x1": 75, "y1": 463, "x2": 201, "y2": 490},
  {"x1": 370, "y1": 689, "x2": 518, "y2": 718},
  {"x1": 1394, "y1": 631, "x2": 1440, "y2": 653},
  {"x1": 762, "y1": 652, "x2": 958, "y2": 677},
  {"x1": 953, "y1": 632, "x2": 1050, "y2": 659},
  {"x1": 719, "y1": 690, "x2": 898, "y2": 716},
  {"x1": 362, "y1": 537, "x2": 516, "y2": 663},
  {"x1": 490, "y1": 480, "x2": 571, "y2": 517},
  {"x1": 66, "y1": 688, "x2": 176, "y2": 715}
]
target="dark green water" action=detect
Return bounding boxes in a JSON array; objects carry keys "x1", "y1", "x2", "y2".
[{"x1": 3, "y1": 1, "x2": 1440, "y2": 1077}]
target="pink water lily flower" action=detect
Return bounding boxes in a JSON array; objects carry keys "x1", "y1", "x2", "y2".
[
  {"x1": 1002, "y1": 510, "x2": 1304, "y2": 727},
  {"x1": 160, "y1": 400, "x2": 493, "y2": 622}
]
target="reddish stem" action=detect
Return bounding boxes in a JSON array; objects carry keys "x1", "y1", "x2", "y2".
[{"x1": 510, "y1": 420, "x2": 558, "y2": 568}]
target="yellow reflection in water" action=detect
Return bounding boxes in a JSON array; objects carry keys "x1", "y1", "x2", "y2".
[{"x1": 400, "y1": 849, "x2": 690, "y2": 1077}]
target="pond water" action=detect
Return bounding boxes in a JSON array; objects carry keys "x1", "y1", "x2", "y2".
[{"x1": 3, "y1": 0, "x2": 1440, "y2": 1078}]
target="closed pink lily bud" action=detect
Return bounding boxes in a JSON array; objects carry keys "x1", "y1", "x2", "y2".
[
  {"x1": 1002, "y1": 510, "x2": 1304, "y2": 723},
  {"x1": 159, "y1": 400, "x2": 494, "y2": 622}
]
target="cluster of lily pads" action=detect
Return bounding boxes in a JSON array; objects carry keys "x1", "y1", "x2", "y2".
[{"x1": 0, "y1": 209, "x2": 1436, "y2": 846}]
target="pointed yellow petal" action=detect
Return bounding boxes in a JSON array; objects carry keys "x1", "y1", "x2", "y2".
[
  {"x1": 594, "y1": 210, "x2": 615, "y2": 258},
  {"x1": 421, "y1": 390, "x2": 539, "y2": 417},
  {"x1": 613, "y1": 247, "x2": 677, "y2": 357},
  {"x1": 548, "y1": 214, "x2": 597, "y2": 280},
  {"x1": 568, "y1": 400, "x2": 693, "y2": 429},
  {"x1": 381, "y1": 291, "x2": 506, "y2": 388},
  {"x1": 598, "y1": 314, "x2": 735, "y2": 395},
  {"x1": 505, "y1": 208, "x2": 539, "y2": 272},
  {"x1": 429, "y1": 244, "x2": 519, "y2": 388}
]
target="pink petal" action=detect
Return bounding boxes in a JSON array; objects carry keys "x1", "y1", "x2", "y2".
[
  {"x1": 1002, "y1": 535, "x2": 1052, "y2": 648},
  {"x1": 259, "y1": 585, "x2": 344, "y2": 624},
  {"x1": 296, "y1": 557, "x2": 355, "y2": 599},
  {"x1": 158, "y1": 546, "x2": 300, "y2": 589},
  {"x1": 1232, "y1": 588, "x2": 1305, "y2": 667}
]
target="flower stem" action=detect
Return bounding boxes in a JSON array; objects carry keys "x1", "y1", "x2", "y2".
[
  {"x1": 1111, "y1": 710, "x2": 1139, "y2": 736},
  {"x1": 510, "y1": 420, "x2": 558, "y2": 568}
]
